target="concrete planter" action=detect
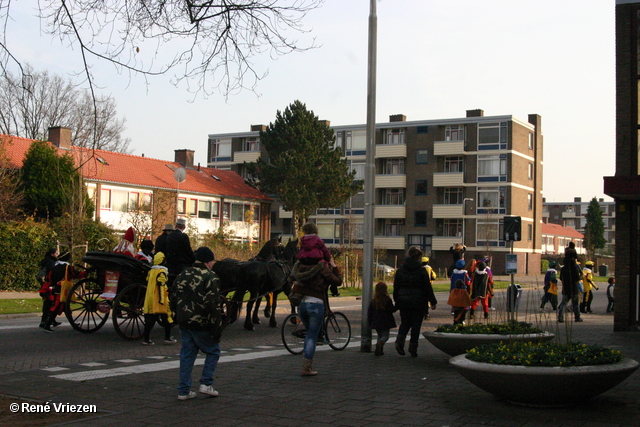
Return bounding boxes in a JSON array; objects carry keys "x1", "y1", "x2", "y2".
[
  {"x1": 423, "y1": 331, "x2": 555, "y2": 356},
  {"x1": 449, "y1": 355, "x2": 639, "y2": 406}
]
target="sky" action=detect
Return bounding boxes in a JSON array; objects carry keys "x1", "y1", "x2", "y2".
[{"x1": 7, "y1": 0, "x2": 616, "y2": 203}]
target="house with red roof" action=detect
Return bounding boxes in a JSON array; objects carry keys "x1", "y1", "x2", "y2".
[
  {"x1": 541, "y1": 222, "x2": 585, "y2": 256},
  {"x1": 1, "y1": 127, "x2": 272, "y2": 242}
]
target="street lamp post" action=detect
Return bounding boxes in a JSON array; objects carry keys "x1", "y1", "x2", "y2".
[{"x1": 462, "y1": 198, "x2": 474, "y2": 246}]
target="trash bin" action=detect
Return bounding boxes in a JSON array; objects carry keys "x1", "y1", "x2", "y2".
[
  {"x1": 598, "y1": 265, "x2": 608, "y2": 277},
  {"x1": 506, "y1": 284, "x2": 523, "y2": 312}
]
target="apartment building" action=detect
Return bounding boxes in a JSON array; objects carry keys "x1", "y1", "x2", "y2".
[
  {"x1": 207, "y1": 109, "x2": 543, "y2": 274},
  {"x1": 543, "y1": 197, "x2": 615, "y2": 254}
]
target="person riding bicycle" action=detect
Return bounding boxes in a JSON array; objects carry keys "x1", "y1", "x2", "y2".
[{"x1": 290, "y1": 245, "x2": 342, "y2": 376}]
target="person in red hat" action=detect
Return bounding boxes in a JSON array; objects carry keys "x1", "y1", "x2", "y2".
[{"x1": 113, "y1": 226, "x2": 137, "y2": 257}]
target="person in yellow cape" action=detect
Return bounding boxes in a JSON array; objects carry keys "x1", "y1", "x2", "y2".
[{"x1": 142, "y1": 252, "x2": 176, "y2": 345}]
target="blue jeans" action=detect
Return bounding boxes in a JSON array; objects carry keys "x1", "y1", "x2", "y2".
[
  {"x1": 178, "y1": 328, "x2": 221, "y2": 395},
  {"x1": 299, "y1": 301, "x2": 324, "y2": 360}
]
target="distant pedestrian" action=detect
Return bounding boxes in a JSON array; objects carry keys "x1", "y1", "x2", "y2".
[
  {"x1": 171, "y1": 247, "x2": 223, "y2": 400},
  {"x1": 448, "y1": 279, "x2": 471, "y2": 325},
  {"x1": 580, "y1": 261, "x2": 598, "y2": 313},
  {"x1": 469, "y1": 261, "x2": 493, "y2": 319},
  {"x1": 540, "y1": 261, "x2": 559, "y2": 311},
  {"x1": 393, "y1": 246, "x2": 437, "y2": 358},
  {"x1": 422, "y1": 256, "x2": 437, "y2": 320},
  {"x1": 606, "y1": 277, "x2": 615, "y2": 313},
  {"x1": 558, "y1": 259, "x2": 583, "y2": 323},
  {"x1": 367, "y1": 282, "x2": 397, "y2": 356}
]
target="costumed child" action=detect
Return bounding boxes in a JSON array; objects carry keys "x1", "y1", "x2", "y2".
[
  {"x1": 142, "y1": 252, "x2": 175, "y2": 345},
  {"x1": 540, "y1": 261, "x2": 559, "y2": 311},
  {"x1": 448, "y1": 279, "x2": 471, "y2": 325},
  {"x1": 606, "y1": 277, "x2": 615, "y2": 313},
  {"x1": 367, "y1": 282, "x2": 397, "y2": 356},
  {"x1": 469, "y1": 261, "x2": 493, "y2": 319}
]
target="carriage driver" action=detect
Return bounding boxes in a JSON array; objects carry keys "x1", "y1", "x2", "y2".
[{"x1": 171, "y1": 247, "x2": 224, "y2": 400}]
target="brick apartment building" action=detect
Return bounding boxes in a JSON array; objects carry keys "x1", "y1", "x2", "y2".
[
  {"x1": 208, "y1": 109, "x2": 543, "y2": 275},
  {"x1": 603, "y1": 0, "x2": 640, "y2": 331}
]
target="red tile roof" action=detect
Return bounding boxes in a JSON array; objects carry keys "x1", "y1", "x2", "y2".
[
  {"x1": 1, "y1": 134, "x2": 270, "y2": 202},
  {"x1": 542, "y1": 222, "x2": 584, "y2": 239}
]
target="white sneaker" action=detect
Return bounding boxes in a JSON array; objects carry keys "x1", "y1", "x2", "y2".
[
  {"x1": 199, "y1": 384, "x2": 219, "y2": 397},
  {"x1": 178, "y1": 391, "x2": 197, "y2": 401}
]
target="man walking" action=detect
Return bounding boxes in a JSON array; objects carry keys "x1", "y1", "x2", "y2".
[
  {"x1": 165, "y1": 218, "x2": 195, "y2": 286},
  {"x1": 171, "y1": 247, "x2": 223, "y2": 400},
  {"x1": 558, "y1": 259, "x2": 584, "y2": 323}
]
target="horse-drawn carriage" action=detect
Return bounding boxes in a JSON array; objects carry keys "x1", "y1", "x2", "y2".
[{"x1": 64, "y1": 251, "x2": 154, "y2": 340}]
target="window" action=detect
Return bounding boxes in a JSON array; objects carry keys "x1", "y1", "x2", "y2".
[
  {"x1": 141, "y1": 193, "x2": 152, "y2": 212},
  {"x1": 376, "y1": 219, "x2": 403, "y2": 236},
  {"x1": 100, "y1": 189, "x2": 111, "y2": 209},
  {"x1": 384, "y1": 188, "x2": 405, "y2": 205},
  {"x1": 477, "y1": 219, "x2": 502, "y2": 247},
  {"x1": 335, "y1": 132, "x2": 343, "y2": 149},
  {"x1": 416, "y1": 149, "x2": 428, "y2": 165},
  {"x1": 478, "y1": 122, "x2": 507, "y2": 150},
  {"x1": 188, "y1": 199, "x2": 197, "y2": 216},
  {"x1": 386, "y1": 128, "x2": 405, "y2": 145},
  {"x1": 528, "y1": 163, "x2": 533, "y2": 180},
  {"x1": 444, "y1": 156, "x2": 463, "y2": 172},
  {"x1": 244, "y1": 137, "x2": 259, "y2": 152},
  {"x1": 212, "y1": 201, "x2": 220, "y2": 218},
  {"x1": 210, "y1": 138, "x2": 232, "y2": 161},
  {"x1": 351, "y1": 161, "x2": 365, "y2": 180},
  {"x1": 477, "y1": 187, "x2": 506, "y2": 213},
  {"x1": 177, "y1": 198, "x2": 186, "y2": 215},
  {"x1": 407, "y1": 234, "x2": 432, "y2": 253},
  {"x1": 231, "y1": 204, "x2": 244, "y2": 221},
  {"x1": 528, "y1": 194, "x2": 533, "y2": 210},
  {"x1": 223, "y1": 203, "x2": 230, "y2": 220},
  {"x1": 382, "y1": 158, "x2": 405, "y2": 174},
  {"x1": 346, "y1": 130, "x2": 366, "y2": 155},
  {"x1": 444, "y1": 188, "x2": 463, "y2": 205},
  {"x1": 528, "y1": 133, "x2": 534, "y2": 149},
  {"x1": 128, "y1": 192, "x2": 139, "y2": 211},
  {"x1": 443, "y1": 219, "x2": 462, "y2": 237},
  {"x1": 416, "y1": 180, "x2": 428, "y2": 196},
  {"x1": 477, "y1": 154, "x2": 507, "y2": 182},
  {"x1": 528, "y1": 224, "x2": 533, "y2": 241},
  {"x1": 111, "y1": 190, "x2": 129, "y2": 212},
  {"x1": 198, "y1": 201, "x2": 212, "y2": 219},
  {"x1": 415, "y1": 210, "x2": 427, "y2": 226},
  {"x1": 317, "y1": 220, "x2": 339, "y2": 240},
  {"x1": 445, "y1": 124, "x2": 465, "y2": 141}
]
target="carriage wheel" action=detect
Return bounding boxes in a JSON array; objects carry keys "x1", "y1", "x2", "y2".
[
  {"x1": 281, "y1": 313, "x2": 305, "y2": 355},
  {"x1": 112, "y1": 283, "x2": 147, "y2": 340},
  {"x1": 326, "y1": 311, "x2": 351, "y2": 351},
  {"x1": 64, "y1": 278, "x2": 111, "y2": 333}
]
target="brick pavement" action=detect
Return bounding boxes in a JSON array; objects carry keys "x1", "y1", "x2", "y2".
[{"x1": 1, "y1": 285, "x2": 639, "y2": 426}]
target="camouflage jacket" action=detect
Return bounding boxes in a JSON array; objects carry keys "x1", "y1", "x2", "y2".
[{"x1": 170, "y1": 261, "x2": 222, "y2": 341}]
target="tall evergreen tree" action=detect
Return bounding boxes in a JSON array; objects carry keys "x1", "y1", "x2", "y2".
[
  {"x1": 20, "y1": 140, "x2": 80, "y2": 219},
  {"x1": 584, "y1": 197, "x2": 606, "y2": 257},
  {"x1": 246, "y1": 100, "x2": 362, "y2": 231}
]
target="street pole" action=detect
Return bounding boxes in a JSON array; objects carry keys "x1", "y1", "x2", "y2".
[{"x1": 361, "y1": 0, "x2": 377, "y2": 353}]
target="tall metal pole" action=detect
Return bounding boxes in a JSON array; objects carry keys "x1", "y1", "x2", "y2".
[{"x1": 360, "y1": 0, "x2": 377, "y2": 352}]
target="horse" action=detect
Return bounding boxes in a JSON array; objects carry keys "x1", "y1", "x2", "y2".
[{"x1": 213, "y1": 238, "x2": 298, "y2": 331}]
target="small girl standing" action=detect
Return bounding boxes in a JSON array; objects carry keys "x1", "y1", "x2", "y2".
[{"x1": 368, "y1": 282, "x2": 397, "y2": 356}]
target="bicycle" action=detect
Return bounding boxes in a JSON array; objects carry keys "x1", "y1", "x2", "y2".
[{"x1": 281, "y1": 307, "x2": 351, "y2": 355}]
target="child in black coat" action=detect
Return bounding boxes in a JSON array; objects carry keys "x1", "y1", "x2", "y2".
[{"x1": 368, "y1": 282, "x2": 397, "y2": 356}]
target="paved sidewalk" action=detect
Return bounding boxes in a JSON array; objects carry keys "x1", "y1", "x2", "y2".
[{"x1": 1, "y1": 289, "x2": 639, "y2": 426}]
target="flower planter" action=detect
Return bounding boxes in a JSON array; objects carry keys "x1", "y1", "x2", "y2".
[
  {"x1": 423, "y1": 331, "x2": 555, "y2": 356},
  {"x1": 449, "y1": 355, "x2": 639, "y2": 406}
]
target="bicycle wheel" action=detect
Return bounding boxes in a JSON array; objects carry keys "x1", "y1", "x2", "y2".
[
  {"x1": 281, "y1": 313, "x2": 305, "y2": 355},
  {"x1": 326, "y1": 311, "x2": 351, "y2": 351}
]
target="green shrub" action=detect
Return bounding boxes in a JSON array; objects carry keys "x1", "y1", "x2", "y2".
[
  {"x1": 0, "y1": 219, "x2": 57, "y2": 291},
  {"x1": 541, "y1": 259, "x2": 549, "y2": 274},
  {"x1": 434, "y1": 321, "x2": 544, "y2": 335}
]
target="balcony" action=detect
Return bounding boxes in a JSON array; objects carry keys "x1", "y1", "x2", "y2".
[
  {"x1": 433, "y1": 172, "x2": 464, "y2": 187},
  {"x1": 432, "y1": 236, "x2": 460, "y2": 251},
  {"x1": 434, "y1": 140, "x2": 465, "y2": 156},
  {"x1": 373, "y1": 236, "x2": 405, "y2": 250},
  {"x1": 374, "y1": 205, "x2": 406, "y2": 218},
  {"x1": 375, "y1": 174, "x2": 406, "y2": 188},
  {"x1": 233, "y1": 151, "x2": 260, "y2": 163},
  {"x1": 375, "y1": 144, "x2": 406, "y2": 158},
  {"x1": 432, "y1": 204, "x2": 464, "y2": 218},
  {"x1": 562, "y1": 211, "x2": 577, "y2": 218}
]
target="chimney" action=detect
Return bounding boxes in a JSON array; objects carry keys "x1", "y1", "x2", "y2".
[
  {"x1": 574, "y1": 197, "x2": 582, "y2": 203},
  {"x1": 48, "y1": 127, "x2": 72, "y2": 149},
  {"x1": 319, "y1": 120, "x2": 331, "y2": 127},
  {"x1": 251, "y1": 125, "x2": 267, "y2": 132},
  {"x1": 175, "y1": 149, "x2": 195, "y2": 168},
  {"x1": 389, "y1": 114, "x2": 406, "y2": 122},
  {"x1": 466, "y1": 109, "x2": 484, "y2": 117}
]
